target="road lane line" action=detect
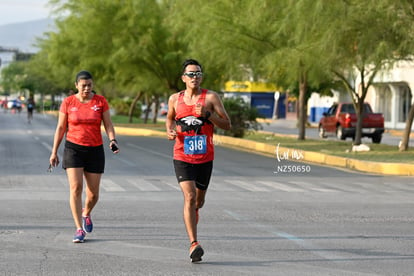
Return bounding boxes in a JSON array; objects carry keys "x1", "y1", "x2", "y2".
[
  {"x1": 208, "y1": 180, "x2": 239, "y2": 191},
  {"x1": 289, "y1": 181, "x2": 338, "y2": 193},
  {"x1": 158, "y1": 179, "x2": 181, "y2": 191},
  {"x1": 224, "y1": 209, "x2": 346, "y2": 263},
  {"x1": 223, "y1": 179, "x2": 270, "y2": 192},
  {"x1": 111, "y1": 155, "x2": 137, "y2": 166},
  {"x1": 41, "y1": 141, "x2": 52, "y2": 152},
  {"x1": 127, "y1": 179, "x2": 161, "y2": 191},
  {"x1": 223, "y1": 209, "x2": 245, "y2": 221},
  {"x1": 101, "y1": 179, "x2": 126, "y2": 192},
  {"x1": 256, "y1": 181, "x2": 305, "y2": 192}
]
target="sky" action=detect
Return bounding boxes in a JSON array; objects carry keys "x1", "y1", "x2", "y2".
[{"x1": 0, "y1": 0, "x2": 52, "y2": 26}]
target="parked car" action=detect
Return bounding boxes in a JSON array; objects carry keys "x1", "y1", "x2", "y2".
[{"x1": 318, "y1": 102, "x2": 384, "y2": 143}]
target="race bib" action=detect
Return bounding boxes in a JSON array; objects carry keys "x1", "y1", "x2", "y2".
[{"x1": 184, "y1": 135, "x2": 207, "y2": 155}]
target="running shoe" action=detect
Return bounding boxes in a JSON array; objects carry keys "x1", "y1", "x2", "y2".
[
  {"x1": 73, "y1": 229, "x2": 86, "y2": 243},
  {"x1": 195, "y1": 208, "x2": 199, "y2": 224},
  {"x1": 82, "y1": 215, "x2": 93, "y2": 233},
  {"x1": 189, "y1": 241, "x2": 204, "y2": 263}
]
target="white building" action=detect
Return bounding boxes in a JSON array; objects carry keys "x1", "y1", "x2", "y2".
[
  {"x1": 308, "y1": 61, "x2": 414, "y2": 130},
  {"x1": 364, "y1": 61, "x2": 413, "y2": 130}
]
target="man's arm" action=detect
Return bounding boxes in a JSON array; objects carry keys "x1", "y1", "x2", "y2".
[
  {"x1": 165, "y1": 93, "x2": 178, "y2": 140},
  {"x1": 208, "y1": 92, "x2": 231, "y2": 130}
]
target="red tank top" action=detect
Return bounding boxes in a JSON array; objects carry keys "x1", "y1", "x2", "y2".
[{"x1": 173, "y1": 89, "x2": 214, "y2": 164}]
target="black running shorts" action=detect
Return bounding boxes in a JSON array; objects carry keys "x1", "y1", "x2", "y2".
[
  {"x1": 173, "y1": 160, "x2": 213, "y2": 190},
  {"x1": 63, "y1": 141, "x2": 105, "y2": 173}
]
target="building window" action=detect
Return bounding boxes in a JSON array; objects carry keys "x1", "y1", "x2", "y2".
[
  {"x1": 398, "y1": 85, "x2": 412, "y2": 123},
  {"x1": 376, "y1": 85, "x2": 392, "y2": 121}
]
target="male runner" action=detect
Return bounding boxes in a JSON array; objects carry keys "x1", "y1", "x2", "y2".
[{"x1": 166, "y1": 59, "x2": 231, "y2": 262}]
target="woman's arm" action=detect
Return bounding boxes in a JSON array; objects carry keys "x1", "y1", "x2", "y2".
[
  {"x1": 49, "y1": 111, "x2": 68, "y2": 167},
  {"x1": 102, "y1": 109, "x2": 119, "y2": 153}
]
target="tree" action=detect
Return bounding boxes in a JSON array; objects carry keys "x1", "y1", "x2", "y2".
[
  {"x1": 39, "y1": 0, "x2": 188, "y2": 121},
  {"x1": 110, "y1": 0, "x2": 189, "y2": 121},
  {"x1": 392, "y1": 1, "x2": 414, "y2": 151},
  {"x1": 25, "y1": 0, "x2": 414, "y2": 145},
  {"x1": 26, "y1": 45, "x2": 67, "y2": 107},
  {"x1": 324, "y1": 0, "x2": 414, "y2": 145},
  {"x1": 400, "y1": 104, "x2": 414, "y2": 151},
  {"x1": 169, "y1": 0, "x2": 334, "y2": 140},
  {"x1": 41, "y1": 0, "x2": 121, "y2": 95},
  {"x1": 1, "y1": 62, "x2": 27, "y2": 95}
]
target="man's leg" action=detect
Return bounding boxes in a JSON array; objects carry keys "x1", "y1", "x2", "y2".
[
  {"x1": 195, "y1": 188, "x2": 206, "y2": 209},
  {"x1": 195, "y1": 188, "x2": 207, "y2": 224},
  {"x1": 194, "y1": 161, "x2": 212, "y2": 223},
  {"x1": 180, "y1": 180, "x2": 205, "y2": 262},
  {"x1": 179, "y1": 180, "x2": 198, "y2": 243}
]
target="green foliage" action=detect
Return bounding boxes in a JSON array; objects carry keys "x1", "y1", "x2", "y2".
[
  {"x1": 41, "y1": 99, "x2": 60, "y2": 111},
  {"x1": 288, "y1": 80, "x2": 338, "y2": 100},
  {"x1": 222, "y1": 97, "x2": 262, "y2": 138},
  {"x1": 36, "y1": 0, "x2": 188, "y2": 98},
  {"x1": 2, "y1": 0, "x2": 414, "y2": 145},
  {"x1": 110, "y1": 98, "x2": 142, "y2": 118},
  {"x1": 0, "y1": 62, "x2": 25, "y2": 93}
]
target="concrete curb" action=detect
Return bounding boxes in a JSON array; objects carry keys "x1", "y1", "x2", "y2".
[{"x1": 114, "y1": 126, "x2": 414, "y2": 176}]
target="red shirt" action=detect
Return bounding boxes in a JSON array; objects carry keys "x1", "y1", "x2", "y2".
[
  {"x1": 60, "y1": 94, "x2": 109, "y2": 147},
  {"x1": 173, "y1": 89, "x2": 214, "y2": 164}
]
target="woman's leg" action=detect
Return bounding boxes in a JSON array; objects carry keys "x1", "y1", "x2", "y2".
[
  {"x1": 66, "y1": 168, "x2": 84, "y2": 229},
  {"x1": 83, "y1": 172, "x2": 102, "y2": 216}
]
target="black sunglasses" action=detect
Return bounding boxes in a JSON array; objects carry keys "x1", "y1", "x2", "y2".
[{"x1": 183, "y1": 72, "x2": 203, "y2": 78}]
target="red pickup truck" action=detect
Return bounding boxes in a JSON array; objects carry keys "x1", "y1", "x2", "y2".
[{"x1": 318, "y1": 102, "x2": 385, "y2": 143}]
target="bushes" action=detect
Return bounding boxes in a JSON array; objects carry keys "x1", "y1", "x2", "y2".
[{"x1": 222, "y1": 97, "x2": 263, "y2": 137}]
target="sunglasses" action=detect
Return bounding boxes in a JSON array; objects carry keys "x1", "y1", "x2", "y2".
[{"x1": 183, "y1": 71, "x2": 203, "y2": 78}]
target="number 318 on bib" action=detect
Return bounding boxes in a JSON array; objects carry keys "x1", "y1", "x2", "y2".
[{"x1": 184, "y1": 135, "x2": 207, "y2": 155}]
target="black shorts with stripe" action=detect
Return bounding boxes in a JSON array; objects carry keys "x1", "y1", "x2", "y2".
[{"x1": 173, "y1": 160, "x2": 213, "y2": 190}]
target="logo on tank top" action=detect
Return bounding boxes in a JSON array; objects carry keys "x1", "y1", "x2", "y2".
[
  {"x1": 177, "y1": 116, "x2": 204, "y2": 133},
  {"x1": 91, "y1": 105, "x2": 101, "y2": 111}
]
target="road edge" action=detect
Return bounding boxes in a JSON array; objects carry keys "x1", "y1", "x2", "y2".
[{"x1": 113, "y1": 126, "x2": 414, "y2": 176}]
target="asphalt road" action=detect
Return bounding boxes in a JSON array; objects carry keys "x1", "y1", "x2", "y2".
[{"x1": 1, "y1": 110, "x2": 414, "y2": 275}]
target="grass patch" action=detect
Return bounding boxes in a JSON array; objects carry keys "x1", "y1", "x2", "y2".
[
  {"x1": 111, "y1": 115, "x2": 164, "y2": 125},
  {"x1": 245, "y1": 132, "x2": 414, "y2": 164},
  {"x1": 111, "y1": 115, "x2": 165, "y2": 131}
]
